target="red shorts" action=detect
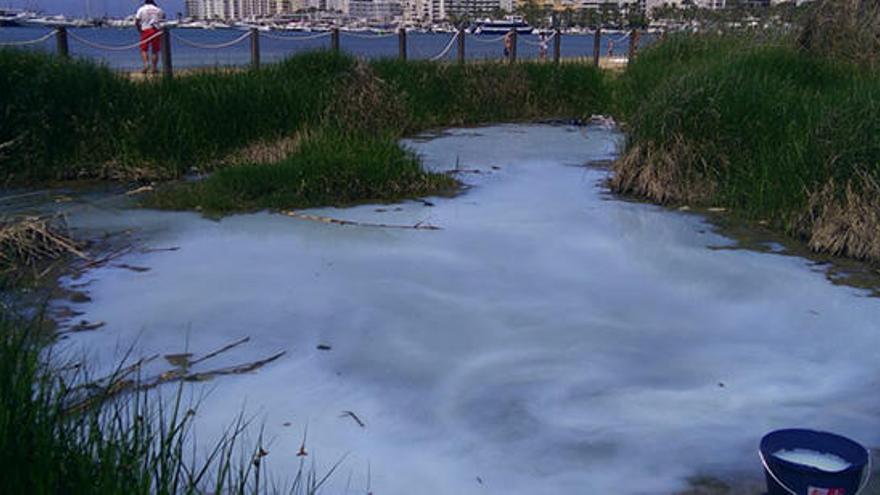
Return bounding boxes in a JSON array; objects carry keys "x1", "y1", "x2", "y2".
[{"x1": 140, "y1": 28, "x2": 161, "y2": 53}]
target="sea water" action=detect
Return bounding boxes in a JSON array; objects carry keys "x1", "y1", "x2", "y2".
[
  {"x1": 0, "y1": 26, "x2": 654, "y2": 70},
  {"x1": 773, "y1": 448, "x2": 852, "y2": 472}
]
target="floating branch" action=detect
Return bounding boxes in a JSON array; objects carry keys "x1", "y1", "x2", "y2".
[
  {"x1": 283, "y1": 210, "x2": 440, "y2": 230},
  {"x1": 189, "y1": 336, "x2": 251, "y2": 366},
  {"x1": 340, "y1": 410, "x2": 366, "y2": 428},
  {"x1": 65, "y1": 338, "x2": 285, "y2": 414}
]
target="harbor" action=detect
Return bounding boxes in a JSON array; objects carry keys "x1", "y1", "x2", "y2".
[{"x1": 0, "y1": 24, "x2": 649, "y2": 70}]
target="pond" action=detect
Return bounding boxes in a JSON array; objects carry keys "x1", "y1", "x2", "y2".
[{"x1": 55, "y1": 124, "x2": 880, "y2": 494}]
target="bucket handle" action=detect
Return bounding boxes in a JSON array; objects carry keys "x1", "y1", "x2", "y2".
[{"x1": 758, "y1": 449, "x2": 873, "y2": 495}]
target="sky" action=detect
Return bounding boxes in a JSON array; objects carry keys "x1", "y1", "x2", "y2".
[{"x1": 4, "y1": 0, "x2": 186, "y2": 17}]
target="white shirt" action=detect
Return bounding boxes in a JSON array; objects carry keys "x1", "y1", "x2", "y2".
[{"x1": 136, "y1": 4, "x2": 164, "y2": 30}]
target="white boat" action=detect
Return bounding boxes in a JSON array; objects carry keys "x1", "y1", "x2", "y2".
[
  {"x1": 475, "y1": 16, "x2": 533, "y2": 35},
  {"x1": 0, "y1": 8, "x2": 36, "y2": 27},
  {"x1": 26, "y1": 15, "x2": 96, "y2": 28},
  {"x1": 104, "y1": 16, "x2": 136, "y2": 28},
  {"x1": 178, "y1": 20, "x2": 210, "y2": 29}
]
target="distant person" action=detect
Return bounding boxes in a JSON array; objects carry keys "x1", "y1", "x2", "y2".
[
  {"x1": 503, "y1": 30, "x2": 514, "y2": 61},
  {"x1": 135, "y1": 0, "x2": 165, "y2": 74},
  {"x1": 538, "y1": 32, "x2": 549, "y2": 61},
  {"x1": 607, "y1": 39, "x2": 615, "y2": 58}
]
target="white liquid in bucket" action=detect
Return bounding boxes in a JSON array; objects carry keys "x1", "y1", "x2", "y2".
[{"x1": 772, "y1": 448, "x2": 852, "y2": 472}]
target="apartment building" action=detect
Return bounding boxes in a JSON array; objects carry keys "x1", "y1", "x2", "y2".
[
  {"x1": 646, "y1": 0, "x2": 726, "y2": 7},
  {"x1": 441, "y1": 0, "x2": 514, "y2": 18},
  {"x1": 349, "y1": 0, "x2": 404, "y2": 19},
  {"x1": 185, "y1": 0, "x2": 298, "y2": 19}
]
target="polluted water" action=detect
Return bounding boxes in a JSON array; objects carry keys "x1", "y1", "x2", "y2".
[
  {"x1": 55, "y1": 125, "x2": 880, "y2": 494},
  {"x1": 772, "y1": 449, "x2": 852, "y2": 472}
]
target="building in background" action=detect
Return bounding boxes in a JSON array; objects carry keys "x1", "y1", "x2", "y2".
[
  {"x1": 185, "y1": 0, "x2": 301, "y2": 19},
  {"x1": 442, "y1": 0, "x2": 514, "y2": 18},
  {"x1": 348, "y1": 0, "x2": 404, "y2": 20}
]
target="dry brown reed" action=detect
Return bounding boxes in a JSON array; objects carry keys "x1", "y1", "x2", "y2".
[
  {"x1": 323, "y1": 60, "x2": 408, "y2": 135},
  {"x1": 609, "y1": 136, "x2": 719, "y2": 205},
  {"x1": 215, "y1": 130, "x2": 312, "y2": 168},
  {"x1": 0, "y1": 216, "x2": 86, "y2": 270},
  {"x1": 799, "y1": 172, "x2": 880, "y2": 261},
  {"x1": 798, "y1": 0, "x2": 880, "y2": 67}
]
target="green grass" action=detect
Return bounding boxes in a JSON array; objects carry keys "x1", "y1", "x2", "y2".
[
  {"x1": 612, "y1": 34, "x2": 880, "y2": 259},
  {"x1": 370, "y1": 59, "x2": 610, "y2": 131},
  {"x1": 147, "y1": 131, "x2": 457, "y2": 213},
  {"x1": 1, "y1": 49, "x2": 610, "y2": 213},
  {"x1": 0, "y1": 50, "x2": 356, "y2": 183},
  {"x1": 0, "y1": 308, "x2": 341, "y2": 494},
  {"x1": 0, "y1": 311, "x2": 247, "y2": 494}
]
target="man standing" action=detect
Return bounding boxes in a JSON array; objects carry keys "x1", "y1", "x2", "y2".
[
  {"x1": 135, "y1": 0, "x2": 165, "y2": 74},
  {"x1": 503, "y1": 30, "x2": 514, "y2": 61}
]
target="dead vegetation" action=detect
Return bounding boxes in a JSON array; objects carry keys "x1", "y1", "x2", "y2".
[
  {"x1": 324, "y1": 60, "x2": 408, "y2": 135},
  {"x1": 798, "y1": 172, "x2": 880, "y2": 261},
  {"x1": 798, "y1": 0, "x2": 880, "y2": 67},
  {"x1": 215, "y1": 130, "x2": 312, "y2": 168},
  {"x1": 0, "y1": 216, "x2": 87, "y2": 272},
  {"x1": 283, "y1": 210, "x2": 441, "y2": 230},
  {"x1": 609, "y1": 136, "x2": 720, "y2": 205},
  {"x1": 66, "y1": 336, "x2": 285, "y2": 414}
]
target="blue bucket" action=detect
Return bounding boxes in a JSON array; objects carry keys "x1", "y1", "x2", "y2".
[{"x1": 760, "y1": 429, "x2": 871, "y2": 495}]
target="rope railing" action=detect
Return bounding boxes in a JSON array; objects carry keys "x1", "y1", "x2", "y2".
[
  {"x1": 609, "y1": 31, "x2": 632, "y2": 44},
  {"x1": 520, "y1": 31, "x2": 557, "y2": 47},
  {"x1": 429, "y1": 31, "x2": 459, "y2": 61},
  {"x1": 259, "y1": 31, "x2": 332, "y2": 42},
  {"x1": 471, "y1": 33, "x2": 508, "y2": 44},
  {"x1": 171, "y1": 31, "x2": 251, "y2": 49},
  {"x1": 0, "y1": 26, "x2": 650, "y2": 74},
  {"x1": 0, "y1": 30, "x2": 58, "y2": 46},
  {"x1": 68, "y1": 29, "x2": 163, "y2": 51}
]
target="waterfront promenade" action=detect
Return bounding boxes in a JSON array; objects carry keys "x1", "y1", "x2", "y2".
[{"x1": 0, "y1": 25, "x2": 651, "y2": 71}]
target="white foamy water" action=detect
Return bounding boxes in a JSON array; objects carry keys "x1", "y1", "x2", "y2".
[
  {"x1": 772, "y1": 449, "x2": 852, "y2": 472},
  {"x1": 55, "y1": 125, "x2": 880, "y2": 494}
]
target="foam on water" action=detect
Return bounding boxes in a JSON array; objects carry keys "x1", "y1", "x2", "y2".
[
  {"x1": 773, "y1": 449, "x2": 852, "y2": 472},
  {"x1": 54, "y1": 125, "x2": 880, "y2": 494}
]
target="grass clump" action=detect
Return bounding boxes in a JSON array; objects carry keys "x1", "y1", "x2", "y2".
[
  {"x1": 2, "y1": 50, "x2": 609, "y2": 213},
  {"x1": 0, "y1": 307, "x2": 343, "y2": 494},
  {"x1": 371, "y1": 59, "x2": 610, "y2": 131},
  {"x1": 0, "y1": 312, "x2": 251, "y2": 494},
  {"x1": 0, "y1": 50, "x2": 356, "y2": 183},
  {"x1": 798, "y1": 0, "x2": 880, "y2": 68},
  {"x1": 612, "y1": 34, "x2": 880, "y2": 261},
  {"x1": 0, "y1": 50, "x2": 609, "y2": 186},
  {"x1": 147, "y1": 130, "x2": 457, "y2": 214}
]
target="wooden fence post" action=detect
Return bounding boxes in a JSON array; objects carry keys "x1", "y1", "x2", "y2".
[
  {"x1": 161, "y1": 28, "x2": 172, "y2": 78},
  {"x1": 553, "y1": 28, "x2": 561, "y2": 63},
  {"x1": 398, "y1": 27, "x2": 407, "y2": 61},
  {"x1": 592, "y1": 27, "x2": 601, "y2": 67},
  {"x1": 250, "y1": 28, "x2": 260, "y2": 70},
  {"x1": 331, "y1": 27, "x2": 340, "y2": 53},
  {"x1": 56, "y1": 26, "x2": 68, "y2": 58},
  {"x1": 628, "y1": 29, "x2": 639, "y2": 61},
  {"x1": 457, "y1": 27, "x2": 465, "y2": 63},
  {"x1": 508, "y1": 28, "x2": 517, "y2": 63}
]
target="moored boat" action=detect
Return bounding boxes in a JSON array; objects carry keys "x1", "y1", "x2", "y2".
[{"x1": 475, "y1": 16, "x2": 533, "y2": 35}]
